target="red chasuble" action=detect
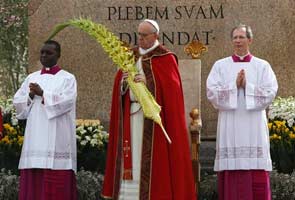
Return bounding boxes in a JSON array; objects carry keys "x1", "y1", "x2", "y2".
[{"x1": 101, "y1": 45, "x2": 197, "y2": 200}]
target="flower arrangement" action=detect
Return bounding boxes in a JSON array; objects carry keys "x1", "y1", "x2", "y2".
[
  {"x1": 268, "y1": 96, "x2": 295, "y2": 127},
  {"x1": 0, "y1": 98, "x2": 24, "y2": 173},
  {"x1": 0, "y1": 99, "x2": 25, "y2": 145},
  {"x1": 76, "y1": 119, "x2": 109, "y2": 173},
  {"x1": 76, "y1": 119, "x2": 108, "y2": 150},
  {"x1": 0, "y1": 123, "x2": 24, "y2": 147},
  {"x1": 0, "y1": 122, "x2": 24, "y2": 173},
  {"x1": 268, "y1": 96, "x2": 295, "y2": 173}
]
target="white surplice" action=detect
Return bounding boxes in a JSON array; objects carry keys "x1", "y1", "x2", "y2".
[
  {"x1": 13, "y1": 70, "x2": 77, "y2": 171},
  {"x1": 206, "y1": 56, "x2": 278, "y2": 171}
]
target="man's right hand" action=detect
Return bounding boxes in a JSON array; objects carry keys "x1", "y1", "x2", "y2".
[
  {"x1": 29, "y1": 91, "x2": 35, "y2": 99},
  {"x1": 29, "y1": 83, "x2": 43, "y2": 96},
  {"x1": 236, "y1": 69, "x2": 245, "y2": 89},
  {"x1": 122, "y1": 72, "x2": 129, "y2": 81},
  {"x1": 122, "y1": 72, "x2": 146, "y2": 84}
]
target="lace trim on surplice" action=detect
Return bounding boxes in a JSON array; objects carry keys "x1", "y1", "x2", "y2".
[
  {"x1": 254, "y1": 88, "x2": 266, "y2": 106},
  {"x1": 22, "y1": 150, "x2": 76, "y2": 160},
  {"x1": 216, "y1": 146, "x2": 264, "y2": 159},
  {"x1": 218, "y1": 90, "x2": 230, "y2": 105}
]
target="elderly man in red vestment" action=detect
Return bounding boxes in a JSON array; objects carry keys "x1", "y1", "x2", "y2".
[{"x1": 101, "y1": 19, "x2": 197, "y2": 200}]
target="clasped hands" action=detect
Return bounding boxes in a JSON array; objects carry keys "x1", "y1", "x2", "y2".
[
  {"x1": 236, "y1": 69, "x2": 246, "y2": 89},
  {"x1": 122, "y1": 72, "x2": 146, "y2": 84},
  {"x1": 29, "y1": 83, "x2": 43, "y2": 99}
]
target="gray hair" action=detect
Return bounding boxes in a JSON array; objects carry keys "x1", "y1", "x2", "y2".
[{"x1": 231, "y1": 24, "x2": 253, "y2": 39}]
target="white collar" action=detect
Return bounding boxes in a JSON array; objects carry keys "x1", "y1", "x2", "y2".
[
  {"x1": 139, "y1": 40, "x2": 160, "y2": 55},
  {"x1": 44, "y1": 64, "x2": 58, "y2": 71}
]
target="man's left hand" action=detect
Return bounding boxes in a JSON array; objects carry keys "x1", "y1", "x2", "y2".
[
  {"x1": 239, "y1": 69, "x2": 246, "y2": 89},
  {"x1": 29, "y1": 83, "x2": 43, "y2": 96},
  {"x1": 240, "y1": 70, "x2": 246, "y2": 89}
]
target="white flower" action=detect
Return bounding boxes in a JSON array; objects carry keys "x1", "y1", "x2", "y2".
[
  {"x1": 80, "y1": 130, "x2": 87, "y2": 135},
  {"x1": 90, "y1": 139, "x2": 98, "y2": 147},
  {"x1": 101, "y1": 131, "x2": 108, "y2": 135},
  {"x1": 268, "y1": 96, "x2": 295, "y2": 127},
  {"x1": 76, "y1": 126, "x2": 84, "y2": 132},
  {"x1": 87, "y1": 126, "x2": 93, "y2": 132},
  {"x1": 85, "y1": 136, "x2": 91, "y2": 141},
  {"x1": 74, "y1": 119, "x2": 109, "y2": 148},
  {"x1": 287, "y1": 119, "x2": 294, "y2": 127},
  {"x1": 11, "y1": 116, "x2": 18, "y2": 126},
  {"x1": 76, "y1": 135, "x2": 81, "y2": 141},
  {"x1": 93, "y1": 128, "x2": 99, "y2": 133}
]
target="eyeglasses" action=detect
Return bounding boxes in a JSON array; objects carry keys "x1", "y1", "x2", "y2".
[{"x1": 137, "y1": 32, "x2": 156, "y2": 37}]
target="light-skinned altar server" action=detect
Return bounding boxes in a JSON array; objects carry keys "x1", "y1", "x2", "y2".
[{"x1": 207, "y1": 24, "x2": 278, "y2": 200}]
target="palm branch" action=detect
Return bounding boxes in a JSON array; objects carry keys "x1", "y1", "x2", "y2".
[{"x1": 48, "y1": 18, "x2": 171, "y2": 143}]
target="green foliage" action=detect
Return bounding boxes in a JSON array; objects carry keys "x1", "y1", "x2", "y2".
[
  {"x1": 76, "y1": 169, "x2": 104, "y2": 200},
  {"x1": 0, "y1": 168, "x2": 294, "y2": 199},
  {"x1": 0, "y1": 0, "x2": 28, "y2": 99},
  {"x1": 0, "y1": 168, "x2": 105, "y2": 200},
  {"x1": 0, "y1": 169, "x2": 19, "y2": 200},
  {"x1": 199, "y1": 173, "x2": 218, "y2": 200},
  {"x1": 270, "y1": 171, "x2": 295, "y2": 200},
  {"x1": 198, "y1": 171, "x2": 295, "y2": 200}
]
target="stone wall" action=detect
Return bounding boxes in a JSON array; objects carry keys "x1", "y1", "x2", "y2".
[{"x1": 28, "y1": 0, "x2": 295, "y2": 136}]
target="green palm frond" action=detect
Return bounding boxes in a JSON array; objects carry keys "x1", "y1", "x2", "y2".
[{"x1": 48, "y1": 18, "x2": 171, "y2": 143}]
